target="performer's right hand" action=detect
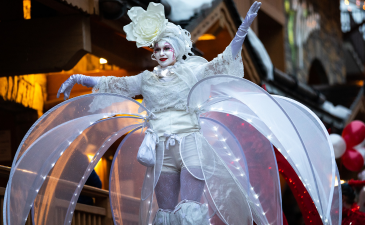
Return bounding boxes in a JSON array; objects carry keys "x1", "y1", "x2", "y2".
[
  {"x1": 239, "y1": 1, "x2": 261, "y2": 33},
  {"x1": 230, "y1": 1, "x2": 261, "y2": 58},
  {"x1": 57, "y1": 74, "x2": 100, "y2": 100}
]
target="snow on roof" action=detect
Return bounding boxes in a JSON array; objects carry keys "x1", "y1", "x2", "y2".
[
  {"x1": 247, "y1": 28, "x2": 274, "y2": 80},
  {"x1": 168, "y1": 0, "x2": 215, "y2": 21},
  {"x1": 321, "y1": 101, "x2": 351, "y2": 120}
]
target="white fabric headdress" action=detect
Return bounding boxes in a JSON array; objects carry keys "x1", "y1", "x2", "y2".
[{"x1": 123, "y1": 2, "x2": 193, "y2": 60}]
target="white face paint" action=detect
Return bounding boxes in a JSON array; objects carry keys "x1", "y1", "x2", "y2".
[{"x1": 153, "y1": 40, "x2": 176, "y2": 68}]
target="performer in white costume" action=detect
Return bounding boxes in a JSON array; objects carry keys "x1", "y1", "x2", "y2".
[
  {"x1": 58, "y1": 2, "x2": 261, "y2": 224},
  {"x1": 3, "y1": 2, "x2": 342, "y2": 225}
]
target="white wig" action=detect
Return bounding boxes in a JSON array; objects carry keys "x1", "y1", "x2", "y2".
[{"x1": 154, "y1": 23, "x2": 194, "y2": 61}]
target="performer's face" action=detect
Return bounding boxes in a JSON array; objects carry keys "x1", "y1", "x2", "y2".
[{"x1": 154, "y1": 40, "x2": 176, "y2": 68}]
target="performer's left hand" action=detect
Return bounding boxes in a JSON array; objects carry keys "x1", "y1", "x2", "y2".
[{"x1": 57, "y1": 75, "x2": 99, "y2": 100}]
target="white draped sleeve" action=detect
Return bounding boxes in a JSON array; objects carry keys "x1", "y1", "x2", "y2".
[
  {"x1": 92, "y1": 72, "x2": 144, "y2": 98},
  {"x1": 195, "y1": 43, "x2": 244, "y2": 80}
]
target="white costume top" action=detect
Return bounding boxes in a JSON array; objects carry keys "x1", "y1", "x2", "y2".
[{"x1": 93, "y1": 44, "x2": 243, "y2": 137}]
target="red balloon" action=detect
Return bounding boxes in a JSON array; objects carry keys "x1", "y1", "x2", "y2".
[
  {"x1": 342, "y1": 121, "x2": 365, "y2": 148},
  {"x1": 342, "y1": 148, "x2": 364, "y2": 172}
]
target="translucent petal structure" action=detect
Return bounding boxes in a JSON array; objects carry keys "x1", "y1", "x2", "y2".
[
  {"x1": 109, "y1": 127, "x2": 163, "y2": 225},
  {"x1": 4, "y1": 94, "x2": 148, "y2": 225},
  {"x1": 4, "y1": 76, "x2": 341, "y2": 225},
  {"x1": 194, "y1": 132, "x2": 253, "y2": 225},
  {"x1": 33, "y1": 119, "x2": 142, "y2": 225},
  {"x1": 273, "y1": 96, "x2": 337, "y2": 222},
  {"x1": 201, "y1": 114, "x2": 281, "y2": 225},
  {"x1": 187, "y1": 76, "x2": 340, "y2": 224},
  {"x1": 329, "y1": 167, "x2": 342, "y2": 225}
]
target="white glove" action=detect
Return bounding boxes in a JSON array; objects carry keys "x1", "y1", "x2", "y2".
[
  {"x1": 57, "y1": 74, "x2": 100, "y2": 100},
  {"x1": 231, "y1": 1, "x2": 261, "y2": 58}
]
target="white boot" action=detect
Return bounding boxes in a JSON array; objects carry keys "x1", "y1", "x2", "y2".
[
  {"x1": 170, "y1": 200, "x2": 210, "y2": 225},
  {"x1": 153, "y1": 209, "x2": 172, "y2": 225}
]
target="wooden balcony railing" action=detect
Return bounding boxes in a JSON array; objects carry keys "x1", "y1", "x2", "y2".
[{"x1": 0, "y1": 166, "x2": 139, "y2": 225}]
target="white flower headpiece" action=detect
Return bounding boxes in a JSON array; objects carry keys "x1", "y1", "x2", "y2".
[
  {"x1": 123, "y1": 2, "x2": 168, "y2": 48},
  {"x1": 123, "y1": 2, "x2": 193, "y2": 59}
]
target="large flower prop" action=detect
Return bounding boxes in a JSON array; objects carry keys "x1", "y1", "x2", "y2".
[{"x1": 123, "y1": 2, "x2": 168, "y2": 48}]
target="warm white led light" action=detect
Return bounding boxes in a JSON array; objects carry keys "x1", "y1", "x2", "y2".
[{"x1": 100, "y1": 58, "x2": 108, "y2": 64}]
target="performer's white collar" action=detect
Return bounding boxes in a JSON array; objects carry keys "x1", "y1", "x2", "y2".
[{"x1": 153, "y1": 61, "x2": 182, "y2": 78}]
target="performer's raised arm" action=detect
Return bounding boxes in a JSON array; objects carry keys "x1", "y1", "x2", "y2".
[
  {"x1": 230, "y1": 1, "x2": 261, "y2": 58},
  {"x1": 195, "y1": 1, "x2": 261, "y2": 80},
  {"x1": 57, "y1": 73, "x2": 143, "y2": 100}
]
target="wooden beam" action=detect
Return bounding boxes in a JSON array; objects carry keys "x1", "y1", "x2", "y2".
[
  {"x1": 0, "y1": 187, "x2": 5, "y2": 195},
  {"x1": 0, "y1": 15, "x2": 91, "y2": 76},
  {"x1": 191, "y1": 1, "x2": 261, "y2": 84},
  {"x1": 190, "y1": 4, "x2": 222, "y2": 42},
  {"x1": 221, "y1": 3, "x2": 239, "y2": 38},
  {"x1": 34, "y1": 0, "x2": 82, "y2": 14},
  {"x1": 221, "y1": 3, "x2": 261, "y2": 84},
  {"x1": 233, "y1": 0, "x2": 286, "y2": 26},
  {"x1": 90, "y1": 18, "x2": 156, "y2": 71},
  {"x1": 259, "y1": 0, "x2": 285, "y2": 26},
  {"x1": 59, "y1": 0, "x2": 99, "y2": 14},
  {"x1": 36, "y1": 0, "x2": 99, "y2": 14},
  {"x1": 346, "y1": 96, "x2": 365, "y2": 124},
  {"x1": 242, "y1": 45, "x2": 261, "y2": 84}
]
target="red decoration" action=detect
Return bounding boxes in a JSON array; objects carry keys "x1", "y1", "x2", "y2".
[
  {"x1": 342, "y1": 148, "x2": 364, "y2": 172},
  {"x1": 261, "y1": 84, "x2": 267, "y2": 91},
  {"x1": 342, "y1": 121, "x2": 365, "y2": 148},
  {"x1": 283, "y1": 213, "x2": 289, "y2": 225},
  {"x1": 275, "y1": 147, "x2": 323, "y2": 225},
  {"x1": 348, "y1": 179, "x2": 365, "y2": 187},
  {"x1": 342, "y1": 205, "x2": 365, "y2": 225}
]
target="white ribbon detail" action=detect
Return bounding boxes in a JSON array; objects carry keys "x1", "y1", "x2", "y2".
[{"x1": 163, "y1": 133, "x2": 181, "y2": 150}]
